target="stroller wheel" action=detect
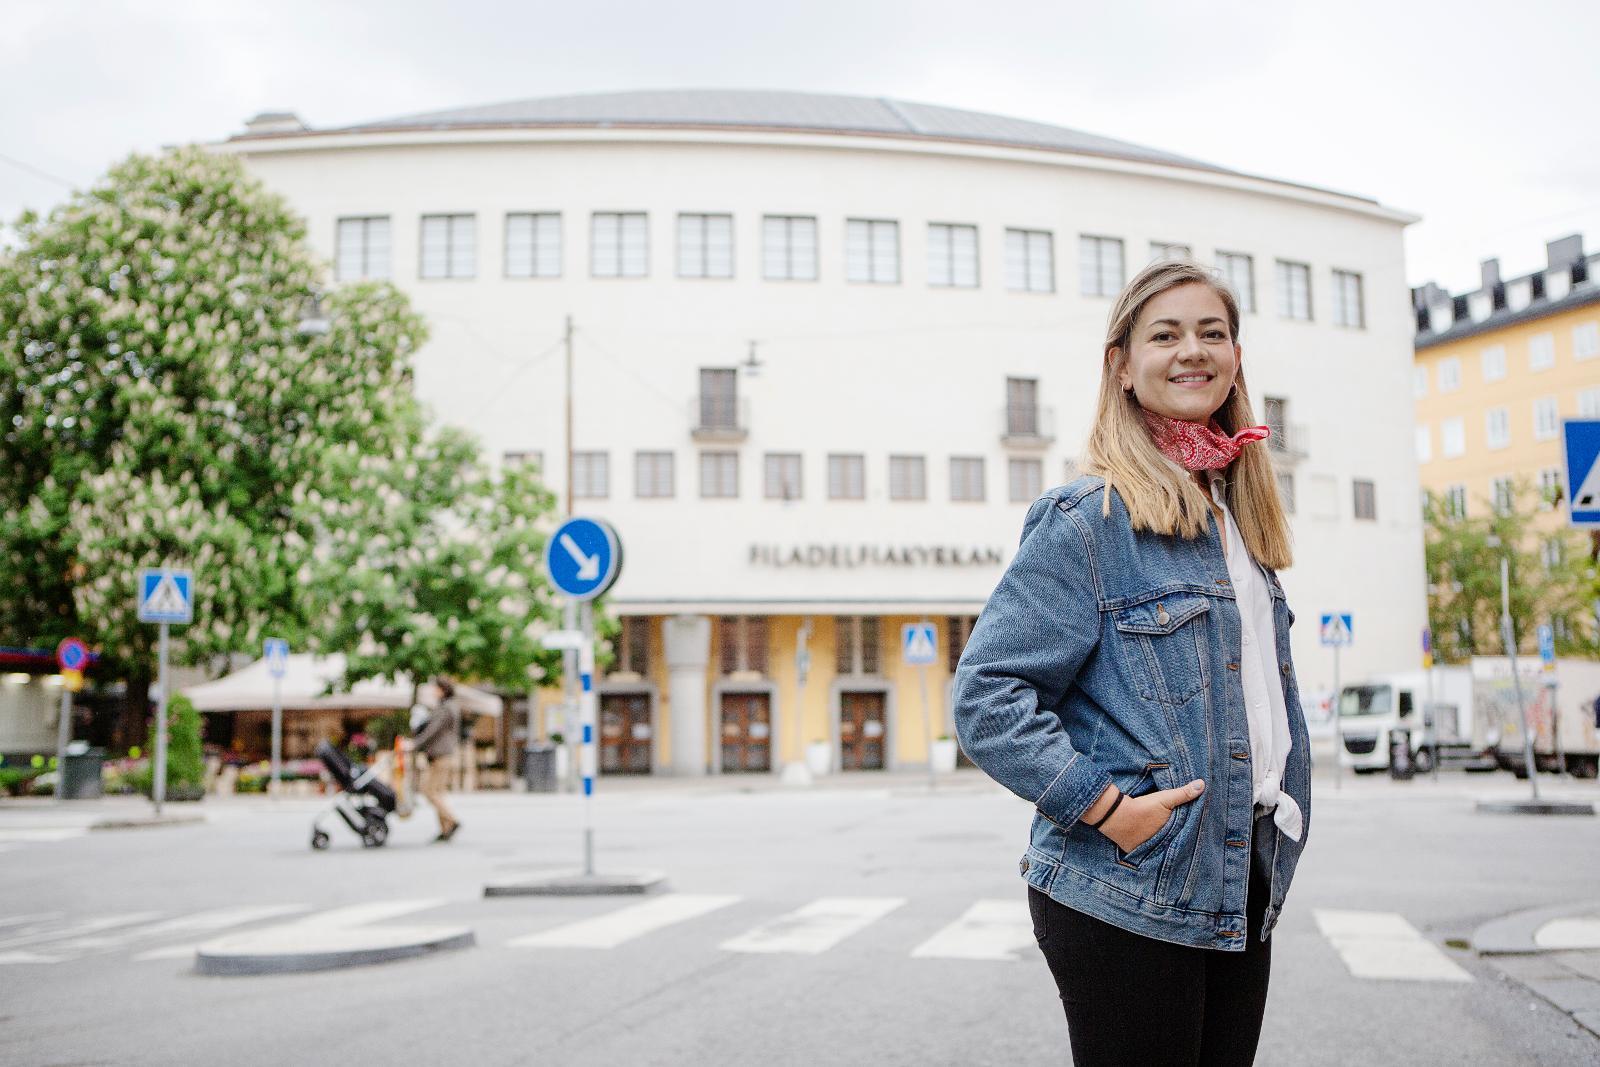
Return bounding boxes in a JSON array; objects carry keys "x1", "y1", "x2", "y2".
[
  {"x1": 360, "y1": 815, "x2": 389, "y2": 848},
  {"x1": 311, "y1": 830, "x2": 331, "y2": 851}
]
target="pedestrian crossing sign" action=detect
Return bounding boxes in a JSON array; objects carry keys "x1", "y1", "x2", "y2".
[
  {"x1": 1564, "y1": 419, "x2": 1600, "y2": 527},
  {"x1": 902, "y1": 622, "x2": 938, "y2": 666},
  {"x1": 137, "y1": 568, "x2": 193, "y2": 624},
  {"x1": 1319, "y1": 613, "x2": 1353, "y2": 647}
]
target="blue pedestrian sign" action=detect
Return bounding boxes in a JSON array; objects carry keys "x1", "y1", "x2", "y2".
[
  {"x1": 544, "y1": 517, "x2": 622, "y2": 601},
  {"x1": 1564, "y1": 419, "x2": 1600, "y2": 527},
  {"x1": 902, "y1": 622, "x2": 938, "y2": 666},
  {"x1": 1538, "y1": 624, "x2": 1555, "y2": 670},
  {"x1": 264, "y1": 638, "x2": 289, "y2": 678},
  {"x1": 137, "y1": 568, "x2": 193, "y2": 624},
  {"x1": 1319, "y1": 613, "x2": 1353, "y2": 647}
]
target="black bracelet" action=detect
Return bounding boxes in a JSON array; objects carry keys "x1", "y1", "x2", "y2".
[{"x1": 1087, "y1": 791, "x2": 1124, "y2": 830}]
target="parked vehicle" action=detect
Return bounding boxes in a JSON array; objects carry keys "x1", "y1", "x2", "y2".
[
  {"x1": 1475, "y1": 657, "x2": 1600, "y2": 779},
  {"x1": 1336, "y1": 667, "x2": 1484, "y2": 774}
]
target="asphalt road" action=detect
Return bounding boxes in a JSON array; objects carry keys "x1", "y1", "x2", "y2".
[{"x1": 3, "y1": 767, "x2": 1600, "y2": 1066}]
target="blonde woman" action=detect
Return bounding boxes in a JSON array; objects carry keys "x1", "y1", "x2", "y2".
[{"x1": 954, "y1": 259, "x2": 1308, "y2": 1066}]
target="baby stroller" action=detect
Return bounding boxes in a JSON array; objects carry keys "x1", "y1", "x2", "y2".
[{"x1": 310, "y1": 740, "x2": 397, "y2": 850}]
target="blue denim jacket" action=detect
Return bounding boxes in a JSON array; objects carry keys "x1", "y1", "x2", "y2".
[{"x1": 953, "y1": 477, "x2": 1311, "y2": 951}]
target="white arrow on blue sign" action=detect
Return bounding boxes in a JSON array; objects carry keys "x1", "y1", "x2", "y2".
[
  {"x1": 1319, "y1": 613, "x2": 1353, "y2": 647},
  {"x1": 137, "y1": 568, "x2": 193, "y2": 624},
  {"x1": 1563, "y1": 419, "x2": 1600, "y2": 527},
  {"x1": 544, "y1": 517, "x2": 622, "y2": 601},
  {"x1": 902, "y1": 622, "x2": 938, "y2": 666},
  {"x1": 263, "y1": 638, "x2": 289, "y2": 678},
  {"x1": 1538, "y1": 624, "x2": 1555, "y2": 667}
]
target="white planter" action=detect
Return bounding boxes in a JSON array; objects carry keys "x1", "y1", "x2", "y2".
[
  {"x1": 805, "y1": 741, "x2": 832, "y2": 777},
  {"x1": 555, "y1": 745, "x2": 571, "y2": 785},
  {"x1": 930, "y1": 738, "x2": 959, "y2": 774}
]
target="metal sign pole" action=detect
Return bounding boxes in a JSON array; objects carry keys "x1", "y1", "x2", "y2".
[
  {"x1": 154, "y1": 621, "x2": 170, "y2": 814},
  {"x1": 1332, "y1": 641, "x2": 1341, "y2": 794},
  {"x1": 563, "y1": 599, "x2": 578, "y2": 793},
  {"x1": 1501, "y1": 556, "x2": 1539, "y2": 799},
  {"x1": 55, "y1": 683, "x2": 72, "y2": 804},
  {"x1": 271, "y1": 672, "x2": 283, "y2": 798},
  {"x1": 579, "y1": 600, "x2": 597, "y2": 877},
  {"x1": 920, "y1": 662, "x2": 934, "y2": 791}
]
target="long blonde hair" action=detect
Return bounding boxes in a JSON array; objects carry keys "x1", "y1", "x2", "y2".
[{"x1": 1082, "y1": 258, "x2": 1293, "y2": 570}]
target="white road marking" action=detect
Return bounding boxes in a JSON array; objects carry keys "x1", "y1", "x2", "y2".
[
  {"x1": 0, "y1": 828, "x2": 88, "y2": 843},
  {"x1": 0, "y1": 913, "x2": 64, "y2": 931},
  {"x1": 910, "y1": 900, "x2": 1035, "y2": 961},
  {"x1": 1534, "y1": 918, "x2": 1600, "y2": 951},
  {"x1": 286, "y1": 899, "x2": 447, "y2": 930},
  {"x1": 721, "y1": 897, "x2": 905, "y2": 955},
  {"x1": 510, "y1": 894, "x2": 740, "y2": 950},
  {"x1": 62, "y1": 904, "x2": 310, "y2": 953},
  {"x1": 0, "y1": 950, "x2": 63, "y2": 965},
  {"x1": 1313, "y1": 909, "x2": 1472, "y2": 983},
  {"x1": 0, "y1": 913, "x2": 163, "y2": 954}
]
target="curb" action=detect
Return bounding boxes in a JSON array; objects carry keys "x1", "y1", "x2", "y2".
[
  {"x1": 90, "y1": 813, "x2": 207, "y2": 832},
  {"x1": 1473, "y1": 900, "x2": 1600, "y2": 955},
  {"x1": 195, "y1": 926, "x2": 475, "y2": 976}
]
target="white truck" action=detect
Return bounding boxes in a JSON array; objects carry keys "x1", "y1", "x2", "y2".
[
  {"x1": 1336, "y1": 666, "x2": 1483, "y2": 775},
  {"x1": 1473, "y1": 657, "x2": 1600, "y2": 779}
]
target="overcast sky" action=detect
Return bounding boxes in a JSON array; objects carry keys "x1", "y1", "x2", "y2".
[{"x1": 3, "y1": 0, "x2": 1595, "y2": 293}]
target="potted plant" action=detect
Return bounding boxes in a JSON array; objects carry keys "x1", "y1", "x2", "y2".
[
  {"x1": 805, "y1": 738, "x2": 831, "y2": 777},
  {"x1": 930, "y1": 734, "x2": 959, "y2": 773}
]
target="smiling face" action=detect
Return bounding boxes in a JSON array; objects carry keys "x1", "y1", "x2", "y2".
[{"x1": 1113, "y1": 282, "x2": 1241, "y2": 423}]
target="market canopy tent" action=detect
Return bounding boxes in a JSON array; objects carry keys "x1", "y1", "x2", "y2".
[{"x1": 181, "y1": 654, "x2": 503, "y2": 717}]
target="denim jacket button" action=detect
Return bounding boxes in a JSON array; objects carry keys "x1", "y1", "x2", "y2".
[{"x1": 1019, "y1": 857, "x2": 1030, "y2": 875}]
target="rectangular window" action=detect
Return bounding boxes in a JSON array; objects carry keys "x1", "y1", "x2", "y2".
[
  {"x1": 502, "y1": 449, "x2": 542, "y2": 472},
  {"x1": 1217, "y1": 252, "x2": 1255, "y2": 313},
  {"x1": 420, "y1": 213, "x2": 475, "y2": 279},
  {"x1": 828, "y1": 453, "x2": 865, "y2": 500},
  {"x1": 762, "y1": 215, "x2": 818, "y2": 281},
  {"x1": 698, "y1": 368, "x2": 738, "y2": 431},
  {"x1": 889, "y1": 455, "x2": 926, "y2": 501},
  {"x1": 1441, "y1": 417, "x2": 1466, "y2": 458},
  {"x1": 719, "y1": 616, "x2": 769, "y2": 675},
  {"x1": 927, "y1": 223, "x2": 979, "y2": 288},
  {"x1": 618, "y1": 617, "x2": 650, "y2": 677},
  {"x1": 946, "y1": 616, "x2": 977, "y2": 674},
  {"x1": 1004, "y1": 228, "x2": 1054, "y2": 292},
  {"x1": 1150, "y1": 241, "x2": 1191, "y2": 263},
  {"x1": 950, "y1": 456, "x2": 986, "y2": 502},
  {"x1": 1309, "y1": 474, "x2": 1338, "y2": 519},
  {"x1": 1437, "y1": 357, "x2": 1462, "y2": 392},
  {"x1": 1008, "y1": 458, "x2": 1042, "y2": 503},
  {"x1": 1534, "y1": 396, "x2": 1560, "y2": 440},
  {"x1": 1276, "y1": 471, "x2": 1296, "y2": 515},
  {"x1": 1540, "y1": 467, "x2": 1563, "y2": 509},
  {"x1": 1415, "y1": 424, "x2": 1431, "y2": 463},
  {"x1": 1006, "y1": 377, "x2": 1040, "y2": 436},
  {"x1": 845, "y1": 219, "x2": 900, "y2": 283},
  {"x1": 1491, "y1": 476, "x2": 1515, "y2": 516},
  {"x1": 1575, "y1": 322, "x2": 1600, "y2": 361},
  {"x1": 505, "y1": 212, "x2": 561, "y2": 278},
  {"x1": 1413, "y1": 365, "x2": 1428, "y2": 398},
  {"x1": 335, "y1": 216, "x2": 392, "y2": 282},
  {"x1": 1275, "y1": 260, "x2": 1312, "y2": 320},
  {"x1": 1581, "y1": 387, "x2": 1600, "y2": 417},
  {"x1": 591, "y1": 212, "x2": 648, "y2": 278},
  {"x1": 1541, "y1": 537, "x2": 1565, "y2": 571},
  {"x1": 763, "y1": 453, "x2": 802, "y2": 501},
  {"x1": 1529, "y1": 332, "x2": 1556, "y2": 371},
  {"x1": 1332, "y1": 269, "x2": 1364, "y2": 328},
  {"x1": 635, "y1": 451, "x2": 675, "y2": 499},
  {"x1": 1263, "y1": 396, "x2": 1289, "y2": 454},
  {"x1": 1481, "y1": 345, "x2": 1507, "y2": 382},
  {"x1": 1079, "y1": 235, "x2": 1124, "y2": 297},
  {"x1": 699, "y1": 451, "x2": 739, "y2": 498},
  {"x1": 834, "y1": 616, "x2": 879, "y2": 675},
  {"x1": 573, "y1": 451, "x2": 608, "y2": 499},
  {"x1": 1444, "y1": 484, "x2": 1467, "y2": 519},
  {"x1": 677, "y1": 213, "x2": 734, "y2": 278},
  {"x1": 1352, "y1": 479, "x2": 1377, "y2": 521},
  {"x1": 1485, "y1": 407, "x2": 1510, "y2": 450}
]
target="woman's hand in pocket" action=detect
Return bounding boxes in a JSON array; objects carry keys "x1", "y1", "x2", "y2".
[{"x1": 1099, "y1": 779, "x2": 1205, "y2": 854}]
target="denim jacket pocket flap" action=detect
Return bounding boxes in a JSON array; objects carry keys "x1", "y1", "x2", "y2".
[{"x1": 1112, "y1": 595, "x2": 1210, "y2": 636}]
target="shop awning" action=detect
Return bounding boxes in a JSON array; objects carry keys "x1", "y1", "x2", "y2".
[{"x1": 181, "y1": 654, "x2": 503, "y2": 717}]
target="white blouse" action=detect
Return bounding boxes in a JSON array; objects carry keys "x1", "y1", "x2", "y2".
[{"x1": 1211, "y1": 477, "x2": 1303, "y2": 842}]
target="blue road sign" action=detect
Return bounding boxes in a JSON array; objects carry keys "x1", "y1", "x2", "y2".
[
  {"x1": 56, "y1": 638, "x2": 88, "y2": 671},
  {"x1": 137, "y1": 568, "x2": 194, "y2": 624},
  {"x1": 1319, "y1": 613, "x2": 1353, "y2": 647},
  {"x1": 1538, "y1": 624, "x2": 1555, "y2": 669},
  {"x1": 264, "y1": 638, "x2": 289, "y2": 678},
  {"x1": 902, "y1": 622, "x2": 938, "y2": 666},
  {"x1": 544, "y1": 517, "x2": 622, "y2": 601},
  {"x1": 1564, "y1": 419, "x2": 1600, "y2": 527}
]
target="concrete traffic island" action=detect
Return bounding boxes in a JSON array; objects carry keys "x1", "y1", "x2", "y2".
[
  {"x1": 89, "y1": 812, "x2": 206, "y2": 831},
  {"x1": 1473, "y1": 900, "x2": 1600, "y2": 1040},
  {"x1": 1475, "y1": 799, "x2": 1596, "y2": 816},
  {"x1": 484, "y1": 870, "x2": 666, "y2": 897},
  {"x1": 193, "y1": 900, "x2": 474, "y2": 976}
]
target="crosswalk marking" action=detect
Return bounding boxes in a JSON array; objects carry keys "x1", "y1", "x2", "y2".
[
  {"x1": 510, "y1": 894, "x2": 740, "y2": 949},
  {"x1": 1313, "y1": 909, "x2": 1472, "y2": 983},
  {"x1": 720, "y1": 897, "x2": 906, "y2": 955},
  {"x1": 910, "y1": 900, "x2": 1035, "y2": 961},
  {"x1": 0, "y1": 913, "x2": 163, "y2": 954},
  {"x1": 62, "y1": 904, "x2": 310, "y2": 953},
  {"x1": 0, "y1": 828, "x2": 88, "y2": 844}
]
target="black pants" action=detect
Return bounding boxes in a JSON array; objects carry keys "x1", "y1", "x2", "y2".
[{"x1": 1028, "y1": 815, "x2": 1275, "y2": 1067}]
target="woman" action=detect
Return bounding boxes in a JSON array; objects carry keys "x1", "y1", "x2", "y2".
[{"x1": 954, "y1": 258, "x2": 1310, "y2": 1066}]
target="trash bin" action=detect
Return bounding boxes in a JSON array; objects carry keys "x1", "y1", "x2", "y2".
[
  {"x1": 522, "y1": 743, "x2": 558, "y2": 793},
  {"x1": 1387, "y1": 730, "x2": 1414, "y2": 781},
  {"x1": 60, "y1": 744, "x2": 106, "y2": 799}
]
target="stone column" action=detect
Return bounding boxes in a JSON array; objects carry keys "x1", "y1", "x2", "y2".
[{"x1": 663, "y1": 615, "x2": 712, "y2": 776}]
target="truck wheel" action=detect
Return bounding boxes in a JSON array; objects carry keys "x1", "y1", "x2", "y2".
[
  {"x1": 1412, "y1": 746, "x2": 1435, "y2": 774},
  {"x1": 1568, "y1": 756, "x2": 1599, "y2": 780}
]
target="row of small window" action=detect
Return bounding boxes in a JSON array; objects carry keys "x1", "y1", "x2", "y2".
[
  {"x1": 1415, "y1": 322, "x2": 1600, "y2": 396},
  {"x1": 504, "y1": 449, "x2": 1074, "y2": 503},
  {"x1": 1417, "y1": 387, "x2": 1600, "y2": 460},
  {"x1": 1434, "y1": 471, "x2": 1566, "y2": 522},
  {"x1": 334, "y1": 213, "x2": 1366, "y2": 323},
  {"x1": 612, "y1": 615, "x2": 982, "y2": 678},
  {"x1": 1274, "y1": 472, "x2": 1378, "y2": 521}
]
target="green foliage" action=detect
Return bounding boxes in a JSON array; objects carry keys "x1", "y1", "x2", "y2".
[
  {"x1": 1423, "y1": 480, "x2": 1599, "y2": 662},
  {"x1": 137, "y1": 693, "x2": 204, "y2": 792},
  {"x1": 363, "y1": 709, "x2": 411, "y2": 752}
]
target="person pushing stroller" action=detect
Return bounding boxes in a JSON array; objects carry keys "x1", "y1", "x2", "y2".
[{"x1": 414, "y1": 678, "x2": 462, "y2": 843}]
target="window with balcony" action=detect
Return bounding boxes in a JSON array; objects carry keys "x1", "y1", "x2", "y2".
[
  {"x1": 1276, "y1": 472, "x2": 1296, "y2": 515},
  {"x1": 697, "y1": 368, "x2": 739, "y2": 434},
  {"x1": 762, "y1": 215, "x2": 817, "y2": 281},
  {"x1": 336, "y1": 216, "x2": 391, "y2": 281},
  {"x1": 1005, "y1": 228, "x2": 1054, "y2": 293},
  {"x1": 1006, "y1": 377, "x2": 1040, "y2": 437},
  {"x1": 928, "y1": 223, "x2": 979, "y2": 288},
  {"x1": 1352, "y1": 479, "x2": 1377, "y2": 521}
]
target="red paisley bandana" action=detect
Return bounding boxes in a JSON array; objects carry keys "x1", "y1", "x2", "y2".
[{"x1": 1141, "y1": 409, "x2": 1271, "y2": 471}]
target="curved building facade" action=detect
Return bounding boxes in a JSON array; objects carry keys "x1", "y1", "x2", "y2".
[{"x1": 221, "y1": 89, "x2": 1423, "y2": 775}]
